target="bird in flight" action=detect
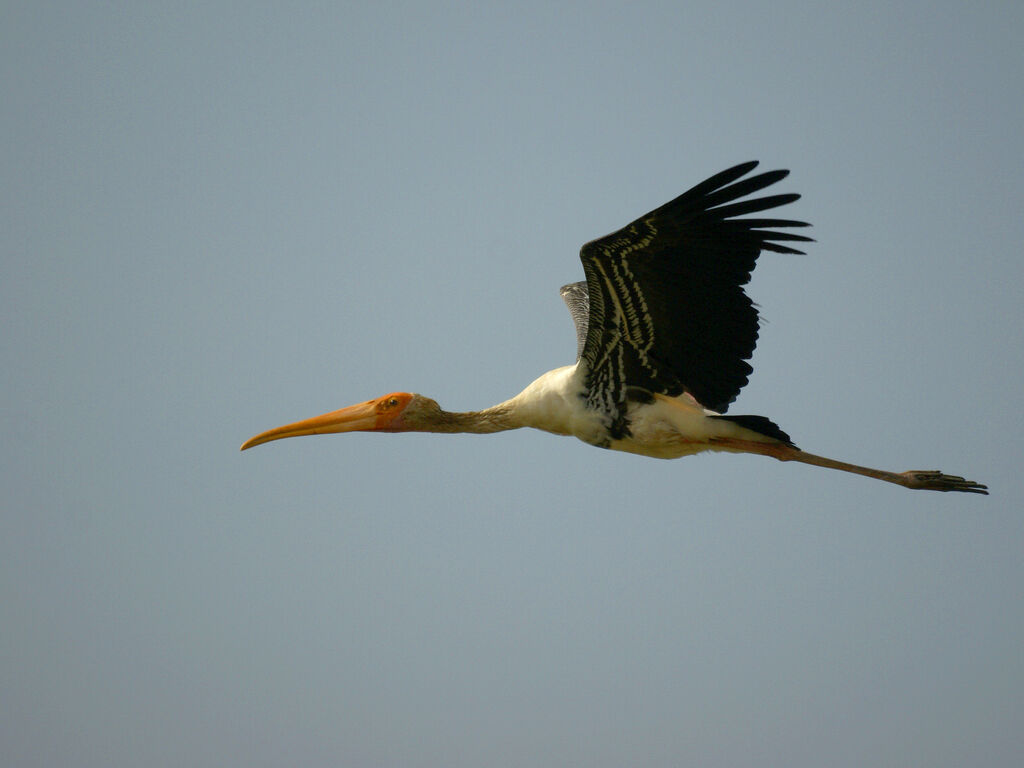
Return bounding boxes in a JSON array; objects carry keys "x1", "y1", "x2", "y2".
[{"x1": 242, "y1": 161, "x2": 987, "y2": 494}]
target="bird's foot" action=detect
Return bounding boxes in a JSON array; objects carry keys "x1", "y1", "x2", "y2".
[{"x1": 899, "y1": 470, "x2": 988, "y2": 495}]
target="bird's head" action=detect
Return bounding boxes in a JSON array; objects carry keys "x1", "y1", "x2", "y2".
[{"x1": 240, "y1": 392, "x2": 443, "y2": 450}]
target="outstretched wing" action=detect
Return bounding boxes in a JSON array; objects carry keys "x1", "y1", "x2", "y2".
[{"x1": 577, "y1": 161, "x2": 811, "y2": 419}]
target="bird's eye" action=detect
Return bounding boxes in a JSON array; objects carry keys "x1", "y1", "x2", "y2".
[{"x1": 387, "y1": 397, "x2": 400, "y2": 407}]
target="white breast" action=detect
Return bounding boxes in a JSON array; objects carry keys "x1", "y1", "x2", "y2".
[{"x1": 505, "y1": 365, "x2": 607, "y2": 445}]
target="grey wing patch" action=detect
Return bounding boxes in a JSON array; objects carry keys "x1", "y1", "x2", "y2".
[{"x1": 559, "y1": 281, "x2": 590, "y2": 361}]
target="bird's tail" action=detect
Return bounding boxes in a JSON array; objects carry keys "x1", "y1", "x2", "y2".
[{"x1": 709, "y1": 415, "x2": 796, "y2": 448}]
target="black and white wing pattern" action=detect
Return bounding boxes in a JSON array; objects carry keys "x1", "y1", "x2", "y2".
[{"x1": 576, "y1": 161, "x2": 812, "y2": 422}]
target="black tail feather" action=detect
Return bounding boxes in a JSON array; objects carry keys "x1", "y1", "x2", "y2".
[{"x1": 710, "y1": 414, "x2": 797, "y2": 447}]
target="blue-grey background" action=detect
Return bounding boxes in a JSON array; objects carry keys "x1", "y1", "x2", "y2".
[{"x1": 3, "y1": 2, "x2": 1022, "y2": 766}]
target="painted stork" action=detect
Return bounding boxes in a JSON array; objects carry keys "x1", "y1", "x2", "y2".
[{"x1": 242, "y1": 161, "x2": 987, "y2": 494}]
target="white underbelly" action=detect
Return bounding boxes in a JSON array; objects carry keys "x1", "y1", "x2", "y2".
[
  {"x1": 602, "y1": 393, "x2": 778, "y2": 460},
  {"x1": 607, "y1": 435, "x2": 712, "y2": 459}
]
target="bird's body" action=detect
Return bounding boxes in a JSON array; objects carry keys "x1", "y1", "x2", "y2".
[
  {"x1": 243, "y1": 162, "x2": 987, "y2": 494},
  {"x1": 493, "y1": 365, "x2": 777, "y2": 459}
]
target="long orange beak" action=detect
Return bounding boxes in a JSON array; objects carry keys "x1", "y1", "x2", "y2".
[{"x1": 240, "y1": 400, "x2": 381, "y2": 451}]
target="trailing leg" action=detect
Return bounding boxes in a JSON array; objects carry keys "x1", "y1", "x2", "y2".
[{"x1": 710, "y1": 439, "x2": 988, "y2": 494}]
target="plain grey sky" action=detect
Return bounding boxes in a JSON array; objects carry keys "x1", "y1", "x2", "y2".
[{"x1": 3, "y1": 2, "x2": 1022, "y2": 766}]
